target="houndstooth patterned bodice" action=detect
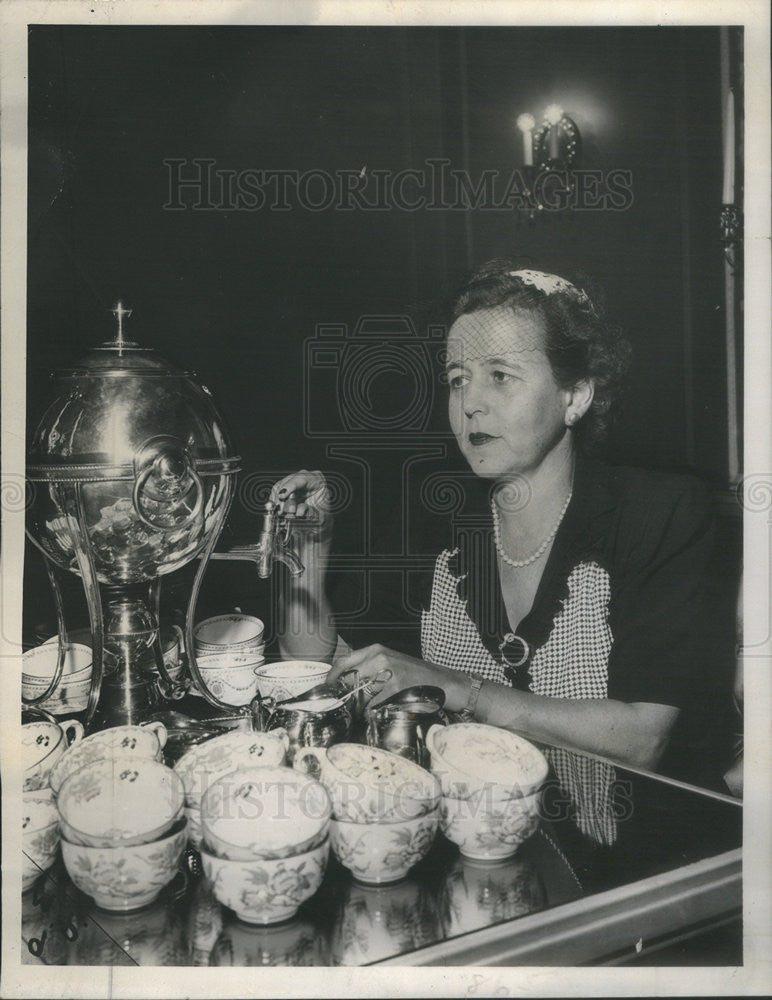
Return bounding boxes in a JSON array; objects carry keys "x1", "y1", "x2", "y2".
[{"x1": 422, "y1": 548, "x2": 618, "y2": 845}]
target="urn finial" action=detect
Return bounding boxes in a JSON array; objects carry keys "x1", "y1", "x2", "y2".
[{"x1": 110, "y1": 300, "x2": 133, "y2": 349}]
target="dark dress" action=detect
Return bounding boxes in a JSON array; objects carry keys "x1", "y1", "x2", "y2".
[{"x1": 333, "y1": 457, "x2": 736, "y2": 840}]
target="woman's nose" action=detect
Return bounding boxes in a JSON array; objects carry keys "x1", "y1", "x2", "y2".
[{"x1": 462, "y1": 382, "x2": 487, "y2": 418}]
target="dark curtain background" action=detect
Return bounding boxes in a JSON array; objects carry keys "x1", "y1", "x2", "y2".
[{"x1": 24, "y1": 25, "x2": 740, "y2": 640}]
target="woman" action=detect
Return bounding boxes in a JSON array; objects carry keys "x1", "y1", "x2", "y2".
[{"x1": 272, "y1": 261, "x2": 732, "y2": 831}]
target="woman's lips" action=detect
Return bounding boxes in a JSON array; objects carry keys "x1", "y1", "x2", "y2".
[{"x1": 468, "y1": 432, "x2": 498, "y2": 446}]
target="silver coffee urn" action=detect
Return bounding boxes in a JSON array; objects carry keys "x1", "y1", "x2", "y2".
[{"x1": 25, "y1": 303, "x2": 241, "y2": 730}]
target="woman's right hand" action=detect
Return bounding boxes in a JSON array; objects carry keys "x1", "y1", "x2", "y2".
[
  {"x1": 269, "y1": 470, "x2": 334, "y2": 546},
  {"x1": 271, "y1": 471, "x2": 337, "y2": 662}
]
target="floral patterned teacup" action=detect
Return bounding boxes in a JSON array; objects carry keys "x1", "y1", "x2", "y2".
[
  {"x1": 200, "y1": 837, "x2": 329, "y2": 924},
  {"x1": 61, "y1": 819, "x2": 187, "y2": 911},
  {"x1": 174, "y1": 729, "x2": 289, "y2": 809},
  {"x1": 294, "y1": 743, "x2": 440, "y2": 824},
  {"x1": 42, "y1": 628, "x2": 117, "y2": 661},
  {"x1": 57, "y1": 754, "x2": 185, "y2": 848},
  {"x1": 22, "y1": 789, "x2": 61, "y2": 891},
  {"x1": 200, "y1": 764, "x2": 331, "y2": 861},
  {"x1": 329, "y1": 809, "x2": 438, "y2": 885},
  {"x1": 49, "y1": 721, "x2": 168, "y2": 796},
  {"x1": 23, "y1": 719, "x2": 84, "y2": 791},
  {"x1": 426, "y1": 723, "x2": 549, "y2": 801},
  {"x1": 438, "y1": 786, "x2": 542, "y2": 861}
]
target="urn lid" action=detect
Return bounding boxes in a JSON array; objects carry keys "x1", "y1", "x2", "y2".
[
  {"x1": 59, "y1": 302, "x2": 187, "y2": 378},
  {"x1": 27, "y1": 302, "x2": 240, "y2": 480}
]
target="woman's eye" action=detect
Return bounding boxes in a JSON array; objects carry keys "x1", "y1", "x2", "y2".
[
  {"x1": 492, "y1": 370, "x2": 513, "y2": 384},
  {"x1": 447, "y1": 373, "x2": 467, "y2": 389}
]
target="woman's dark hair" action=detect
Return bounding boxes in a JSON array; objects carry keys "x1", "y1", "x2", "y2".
[{"x1": 449, "y1": 258, "x2": 631, "y2": 452}]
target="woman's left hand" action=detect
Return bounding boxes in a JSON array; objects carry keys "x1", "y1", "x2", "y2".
[{"x1": 327, "y1": 643, "x2": 470, "y2": 713}]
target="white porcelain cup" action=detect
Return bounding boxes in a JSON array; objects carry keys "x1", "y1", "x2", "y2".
[
  {"x1": 190, "y1": 651, "x2": 265, "y2": 706},
  {"x1": 23, "y1": 643, "x2": 93, "y2": 712},
  {"x1": 254, "y1": 660, "x2": 330, "y2": 703},
  {"x1": 61, "y1": 820, "x2": 187, "y2": 910},
  {"x1": 24, "y1": 641, "x2": 92, "y2": 682},
  {"x1": 194, "y1": 614, "x2": 265, "y2": 651},
  {"x1": 41, "y1": 630, "x2": 119, "y2": 666}
]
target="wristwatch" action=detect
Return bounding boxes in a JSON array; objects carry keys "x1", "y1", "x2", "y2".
[{"x1": 458, "y1": 674, "x2": 484, "y2": 721}]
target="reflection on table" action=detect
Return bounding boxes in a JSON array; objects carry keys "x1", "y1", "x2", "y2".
[
  {"x1": 21, "y1": 739, "x2": 741, "y2": 968},
  {"x1": 22, "y1": 820, "x2": 581, "y2": 967}
]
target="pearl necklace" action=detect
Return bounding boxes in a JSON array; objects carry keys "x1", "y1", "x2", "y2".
[{"x1": 491, "y1": 489, "x2": 573, "y2": 568}]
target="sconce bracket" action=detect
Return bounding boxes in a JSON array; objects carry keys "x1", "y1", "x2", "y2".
[{"x1": 533, "y1": 114, "x2": 581, "y2": 171}]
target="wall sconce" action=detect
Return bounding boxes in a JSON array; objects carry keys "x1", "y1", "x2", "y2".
[{"x1": 516, "y1": 104, "x2": 582, "y2": 216}]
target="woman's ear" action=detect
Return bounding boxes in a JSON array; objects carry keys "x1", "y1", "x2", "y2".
[{"x1": 565, "y1": 379, "x2": 595, "y2": 425}]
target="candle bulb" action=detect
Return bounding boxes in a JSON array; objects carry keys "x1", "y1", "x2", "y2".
[
  {"x1": 722, "y1": 88, "x2": 735, "y2": 204},
  {"x1": 524, "y1": 131, "x2": 534, "y2": 167},
  {"x1": 516, "y1": 113, "x2": 535, "y2": 167}
]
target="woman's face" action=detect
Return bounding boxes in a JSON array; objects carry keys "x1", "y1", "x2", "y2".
[{"x1": 446, "y1": 306, "x2": 572, "y2": 480}]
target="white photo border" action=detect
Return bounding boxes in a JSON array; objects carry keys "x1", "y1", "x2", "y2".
[{"x1": 1, "y1": 2, "x2": 769, "y2": 997}]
